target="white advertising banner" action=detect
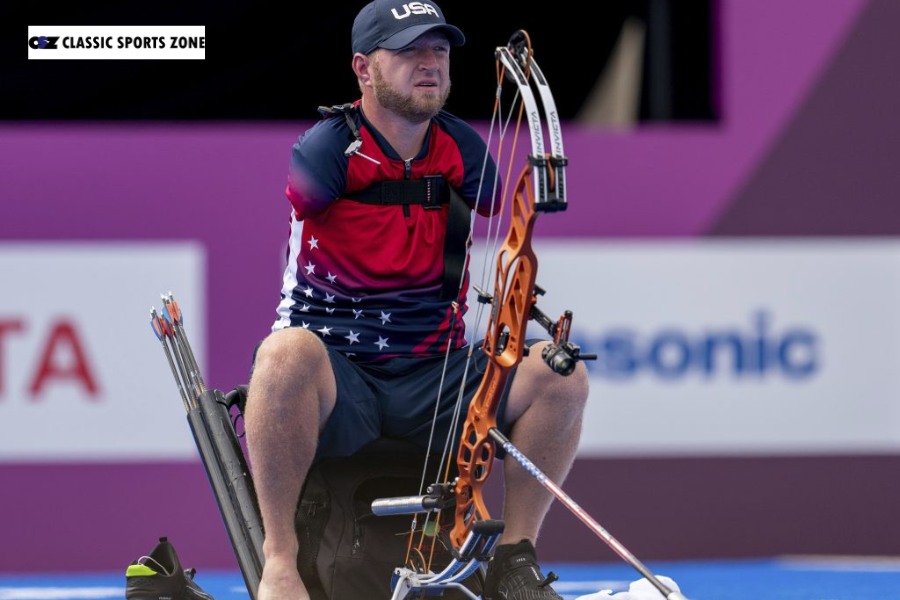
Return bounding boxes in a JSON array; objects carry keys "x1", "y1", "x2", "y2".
[
  {"x1": 0, "y1": 244, "x2": 205, "y2": 461},
  {"x1": 469, "y1": 238, "x2": 900, "y2": 457}
]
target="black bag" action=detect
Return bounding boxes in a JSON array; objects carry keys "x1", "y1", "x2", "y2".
[{"x1": 294, "y1": 438, "x2": 483, "y2": 600}]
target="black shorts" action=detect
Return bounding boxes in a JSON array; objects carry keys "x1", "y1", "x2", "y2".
[{"x1": 316, "y1": 342, "x2": 516, "y2": 463}]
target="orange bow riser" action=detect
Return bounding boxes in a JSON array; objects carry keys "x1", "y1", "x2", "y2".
[{"x1": 451, "y1": 156, "x2": 547, "y2": 548}]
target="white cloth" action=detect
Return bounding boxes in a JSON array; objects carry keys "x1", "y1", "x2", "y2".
[{"x1": 574, "y1": 576, "x2": 680, "y2": 600}]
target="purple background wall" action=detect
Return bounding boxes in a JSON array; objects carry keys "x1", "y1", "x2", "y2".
[{"x1": 4, "y1": 0, "x2": 900, "y2": 572}]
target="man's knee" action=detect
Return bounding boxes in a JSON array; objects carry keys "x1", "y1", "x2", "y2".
[
  {"x1": 249, "y1": 328, "x2": 337, "y2": 416},
  {"x1": 506, "y1": 342, "x2": 590, "y2": 422},
  {"x1": 254, "y1": 327, "x2": 331, "y2": 378},
  {"x1": 564, "y1": 360, "x2": 590, "y2": 410},
  {"x1": 539, "y1": 360, "x2": 589, "y2": 419}
]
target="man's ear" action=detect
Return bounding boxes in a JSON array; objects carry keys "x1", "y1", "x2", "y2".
[{"x1": 352, "y1": 53, "x2": 373, "y2": 89}]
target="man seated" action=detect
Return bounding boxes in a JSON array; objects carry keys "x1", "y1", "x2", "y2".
[{"x1": 245, "y1": 2, "x2": 589, "y2": 599}]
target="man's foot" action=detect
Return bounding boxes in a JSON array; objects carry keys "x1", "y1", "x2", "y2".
[
  {"x1": 483, "y1": 539, "x2": 562, "y2": 600},
  {"x1": 125, "y1": 536, "x2": 214, "y2": 600},
  {"x1": 257, "y1": 555, "x2": 310, "y2": 600}
]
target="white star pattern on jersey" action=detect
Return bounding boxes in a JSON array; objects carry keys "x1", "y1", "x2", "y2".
[{"x1": 281, "y1": 208, "x2": 467, "y2": 359}]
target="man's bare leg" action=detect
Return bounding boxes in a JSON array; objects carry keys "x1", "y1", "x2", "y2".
[
  {"x1": 245, "y1": 328, "x2": 337, "y2": 600},
  {"x1": 499, "y1": 341, "x2": 590, "y2": 546}
]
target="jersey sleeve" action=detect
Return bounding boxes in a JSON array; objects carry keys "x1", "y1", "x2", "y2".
[
  {"x1": 438, "y1": 112, "x2": 501, "y2": 216},
  {"x1": 286, "y1": 118, "x2": 350, "y2": 219}
]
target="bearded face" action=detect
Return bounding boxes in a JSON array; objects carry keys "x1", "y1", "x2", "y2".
[{"x1": 368, "y1": 35, "x2": 452, "y2": 123}]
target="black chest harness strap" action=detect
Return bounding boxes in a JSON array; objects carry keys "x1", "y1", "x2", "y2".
[{"x1": 318, "y1": 102, "x2": 472, "y2": 302}]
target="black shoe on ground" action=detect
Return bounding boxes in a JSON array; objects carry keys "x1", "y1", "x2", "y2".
[
  {"x1": 483, "y1": 539, "x2": 562, "y2": 600},
  {"x1": 126, "y1": 536, "x2": 214, "y2": 600}
]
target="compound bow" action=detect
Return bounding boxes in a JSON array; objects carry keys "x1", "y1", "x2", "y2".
[{"x1": 373, "y1": 30, "x2": 688, "y2": 600}]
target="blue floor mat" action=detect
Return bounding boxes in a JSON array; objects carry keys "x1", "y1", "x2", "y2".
[{"x1": 3, "y1": 557, "x2": 900, "y2": 600}]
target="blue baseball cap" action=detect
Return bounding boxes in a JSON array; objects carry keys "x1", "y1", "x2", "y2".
[{"x1": 352, "y1": 0, "x2": 465, "y2": 55}]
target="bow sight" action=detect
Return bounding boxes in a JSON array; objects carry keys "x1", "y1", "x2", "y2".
[{"x1": 474, "y1": 283, "x2": 597, "y2": 375}]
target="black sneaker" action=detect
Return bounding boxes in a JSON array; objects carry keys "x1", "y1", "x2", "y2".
[
  {"x1": 483, "y1": 539, "x2": 562, "y2": 600},
  {"x1": 126, "y1": 536, "x2": 215, "y2": 600}
]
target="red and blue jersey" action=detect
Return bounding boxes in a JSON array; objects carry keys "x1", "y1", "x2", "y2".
[{"x1": 273, "y1": 103, "x2": 499, "y2": 361}]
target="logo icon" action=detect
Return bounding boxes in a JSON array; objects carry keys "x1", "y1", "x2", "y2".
[
  {"x1": 28, "y1": 36, "x2": 59, "y2": 49},
  {"x1": 391, "y1": 2, "x2": 438, "y2": 20}
]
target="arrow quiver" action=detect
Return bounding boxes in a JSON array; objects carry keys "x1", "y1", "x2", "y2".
[{"x1": 150, "y1": 299, "x2": 264, "y2": 598}]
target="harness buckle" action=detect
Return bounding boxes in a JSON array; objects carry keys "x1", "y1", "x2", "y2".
[{"x1": 423, "y1": 175, "x2": 445, "y2": 210}]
